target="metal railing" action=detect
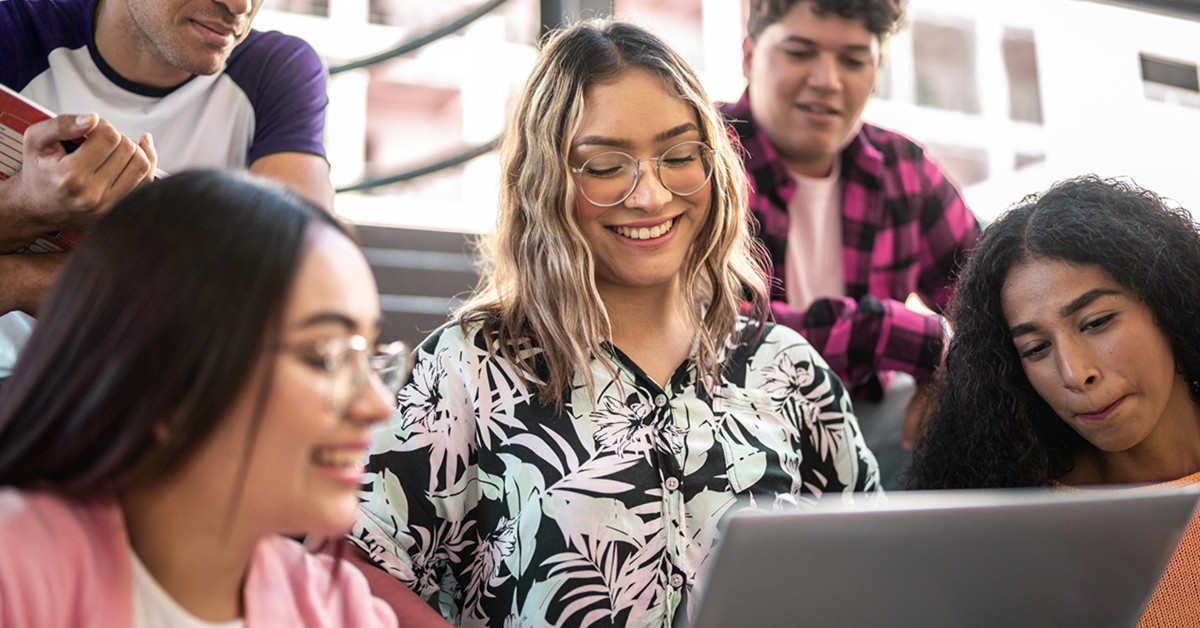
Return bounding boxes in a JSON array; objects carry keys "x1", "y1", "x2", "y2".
[{"x1": 331, "y1": 0, "x2": 511, "y2": 194}]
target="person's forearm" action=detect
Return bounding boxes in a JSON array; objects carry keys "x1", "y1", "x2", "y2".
[
  {"x1": 0, "y1": 176, "x2": 52, "y2": 252},
  {"x1": 0, "y1": 252, "x2": 67, "y2": 315}
]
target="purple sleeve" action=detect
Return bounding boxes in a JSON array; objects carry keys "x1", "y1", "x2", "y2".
[
  {"x1": 225, "y1": 30, "x2": 329, "y2": 163},
  {"x1": 0, "y1": 0, "x2": 92, "y2": 91}
]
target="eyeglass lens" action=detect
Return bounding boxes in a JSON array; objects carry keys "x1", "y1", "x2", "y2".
[
  {"x1": 326, "y1": 339, "x2": 411, "y2": 416},
  {"x1": 577, "y1": 141, "x2": 713, "y2": 206}
]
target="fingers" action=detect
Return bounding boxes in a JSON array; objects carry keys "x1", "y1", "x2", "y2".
[
  {"x1": 22, "y1": 113, "x2": 97, "y2": 155},
  {"x1": 58, "y1": 121, "x2": 155, "y2": 214},
  {"x1": 140, "y1": 132, "x2": 158, "y2": 181},
  {"x1": 900, "y1": 382, "x2": 933, "y2": 451},
  {"x1": 44, "y1": 118, "x2": 125, "y2": 211},
  {"x1": 900, "y1": 403, "x2": 922, "y2": 451},
  {"x1": 16, "y1": 113, "x2": 158, "y2": 226},
  {"x1": 100, "y1": 134, "x2": 156, "y2": 209}
]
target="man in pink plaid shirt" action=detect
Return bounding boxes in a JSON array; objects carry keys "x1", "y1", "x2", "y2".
[{"x1": 722, "y1": 0, "x2": 982, "y2": 488}]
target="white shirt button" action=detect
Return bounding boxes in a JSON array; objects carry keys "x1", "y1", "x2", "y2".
[
  {"x1": 665, "y1": 477, "x2": 680, "y2": 491},
  {"x1": 669, "y1": 573, "x2": 685, "y2": 588},
  {"x1": 654, "y1": 394, "x2": 668, "y2": 407}
]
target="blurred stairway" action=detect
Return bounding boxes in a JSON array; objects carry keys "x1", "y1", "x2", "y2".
[{"x1": 354, "y1": 224, "x2": 480, "y2": 349}]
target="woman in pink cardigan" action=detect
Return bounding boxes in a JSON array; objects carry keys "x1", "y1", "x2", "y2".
[{"x1": 0, "y1": 171, "x2": 418, "y2": 626}]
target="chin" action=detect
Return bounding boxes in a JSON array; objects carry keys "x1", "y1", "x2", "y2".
[
  {"x1": 282, "y1": 501, "x2": 359, "y2": 540},
  {"x1": 315, "y1": 501, "x2": 361, "y2": 536}
]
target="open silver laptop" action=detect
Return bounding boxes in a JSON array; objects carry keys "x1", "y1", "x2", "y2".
[{"x1": 686, "y1": 487, "x2": 1199, "y2": 628}]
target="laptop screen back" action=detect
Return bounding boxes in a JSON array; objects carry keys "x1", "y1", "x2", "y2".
[{"x1": 686, "y1": 488, "x2": 1199, "y2": 628}]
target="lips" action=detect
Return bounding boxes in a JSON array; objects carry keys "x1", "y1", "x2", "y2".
[
  {"x1": 1076, "y1": 396, "x2": 1125, "y2": 421},
  {"x1": 609, "y1": 218, "x2": 674, "y2": 241},
  {"x1": 312, "y1": 447, "x2": 367, "y2": 470},
  {"x1": 798, "y1": 102, "x2": 840, "y2": 116},
  {"x1": 191, "y1": 18, "x2": 243, "y2": 45}
]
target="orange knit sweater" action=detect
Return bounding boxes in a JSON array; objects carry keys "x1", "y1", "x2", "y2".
[{"x1": 1061, "y1": 472, "x2": 1200, "y2": 627}]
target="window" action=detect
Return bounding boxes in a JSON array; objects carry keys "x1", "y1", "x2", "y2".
[
  {"x1": 1003, "y1": 28, "x2": 1043, "y2": 124},
  {"x1": 926, "y1": 143, "x2": 988, "y2": 188},
  {"x1": 261, "y1": 0, "x2": 328, "y2": 16},
  {"x1": 912, "y1": 19, "x2": 980, "y2": 114},
  {"x1": 1140, "y1": 53, "x2": 1200, "y2": 108}
]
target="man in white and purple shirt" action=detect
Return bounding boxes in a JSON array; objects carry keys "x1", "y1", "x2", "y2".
[{"x1": 0, "y1": 0, "x2": 332, "y2": 378}]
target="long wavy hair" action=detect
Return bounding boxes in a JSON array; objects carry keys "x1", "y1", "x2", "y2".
[
  {"x1": 907, "y1": 175, "x2": 1200, "y2": 489},
  {"x1": 0, "y1": 170, "x2": 348, "y2": 494},
  {"x1": 458, "y1": 19, "x2": 769, "y2": 406}
]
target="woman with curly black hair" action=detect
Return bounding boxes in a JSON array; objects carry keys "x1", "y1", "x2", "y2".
[{"x1": 907, "y1": 175, "x2": 1200, "y2": 624}]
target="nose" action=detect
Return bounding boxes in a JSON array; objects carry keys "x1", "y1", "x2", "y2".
[
  {"x1": 623, "y1": 160, "x2": 673, "y2": 212},
  {"x1": 1057, "y1": 339, "x2": 1100, "y2": 391},
  {"x1": 213, "y1": 0, "x2": 254, "y2": 17},
  {"x1": 807, "y1": 53, "x2": 841, "y2": 92},
  {"x1": 345, "y1": 374, "x2": 396, "y2": 425}
]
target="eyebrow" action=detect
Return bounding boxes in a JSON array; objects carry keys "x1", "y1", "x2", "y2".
[
  {"x1": 782, "y1": 35, "x2": 875, "y2": 55},
  {"x1": 292, "y1": 311, "x2": 384, "y2": 333},
  {"x1": 574, "y1": 122, "x2": 699, "y2": 150},
  {"x1": 1008, "y1": 289, "x2": 1122, "y2": 337}
]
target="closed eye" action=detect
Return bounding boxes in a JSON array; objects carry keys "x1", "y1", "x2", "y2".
[
  {"x1": 1019, "y1": 341, "x2": 1050, "y2": 360},
  {"x1": 661, "y1": 155, "x2": 697, "y2": 169},
  {"x1": 294, "y1": 348, "x2": 327, "y2": 371},
  {"x1": 1082, "y1": 313, "x2": 1116, "y2": 332},
  {"x1": 582, "y1": 161, "x2": 630, "y2": 179}
]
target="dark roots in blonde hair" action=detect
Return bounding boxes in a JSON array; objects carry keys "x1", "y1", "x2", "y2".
[{"x1": 459, "y1": 19, "x2": 768, "y2": 406}]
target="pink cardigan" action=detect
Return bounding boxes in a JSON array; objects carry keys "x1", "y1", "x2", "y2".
[{"x1": 0, "y1": 488, "x2": 397, "y2": 627}]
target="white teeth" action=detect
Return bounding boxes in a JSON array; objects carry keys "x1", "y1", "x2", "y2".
[
  {"x1": 612, "y1": 218, "x2": 673, "y2": 240},
  {"x1": 313, "y1": 449, "x2": 366, "y2": 469},
  {"x1": 800, "y1": 103, "x2": 837, "y2": 114}
]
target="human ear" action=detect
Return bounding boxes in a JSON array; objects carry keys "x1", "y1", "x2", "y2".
[{"x1": 741, "y1": 36, "x2": 756, "y2": 81}]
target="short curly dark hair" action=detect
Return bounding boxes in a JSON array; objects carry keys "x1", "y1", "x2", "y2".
[
  {"x1": 746, "y1": 0, "x2": 906, "y2": 40},
  {"x1": 906, "y1": 175, "x2": 1200, "y2": 489}
]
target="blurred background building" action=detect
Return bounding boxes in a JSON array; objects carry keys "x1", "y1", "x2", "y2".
[{"x1": 256, "y1": 0, "x2": 1200, "y2": 345}]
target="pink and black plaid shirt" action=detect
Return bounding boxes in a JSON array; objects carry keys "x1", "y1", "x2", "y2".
[{"x1": 722, "y1": 92, "x2": 982, "y2": 400}]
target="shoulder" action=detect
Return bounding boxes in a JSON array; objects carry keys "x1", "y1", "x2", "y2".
[
  {"x1": 849, "y1": 122, "x2": 965, "y2": 203},
  {"x1": 718, "y1": 93, "x2": 758, "y2": 143},
  {"x1": 226, "y1": 30, "x2": 325, "y2": 84},
  {"x1": 756, "y1": 321, "x2": 830, "y2": 367},
  {"x1": 222, "y1": 30, "x2": 328, "y2": 160},
  {"x1": 730, "y1": 317, "x2": 818, "y2": 356},
  {"x1": 247, "y1": 536, "x2": 397, "y2": 627},
  {"x1": 221, "y1": 29, "x2": 326, "y2": 114},
  {"x1": 0, "y1": 488, "x2": 122, "y2": 554},
  {"x1": 857, "y1": 122, "x2": 931, "y2": 163},
  {"x1": 722, "y1": 318, "x2": 833, "y2": 377},
  {"x1": 416, "y1": 319, "x2": 485, "y2": 356},
  {"x1": 0, "y1": 0, "x2": 90, "y2": 36},
  {"x1": 0, "y1": 0, "x2": 92, "y2": 90},
  {"x1": 0, "y1": 489, "x2": 130, "y2": 625}
]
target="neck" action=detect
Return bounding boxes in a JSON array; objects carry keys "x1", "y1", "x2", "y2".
[
  {"x1": 120, "y1": 478, "x2": 258, "y2": 622},
  {"x1": 783, "y1": 155, "x2": 837, "y2": 179},
  {"x1": 1069, "y1": 448, "x2": 1200, "y2": 486},
  {"x1": 599, "y1": 281, "x2": 697, "y2": 386},
  {"x1": 94, "y1": 0, "x2": 193, "y2": 88},
  {"x1": 1068, "y1": 386, "x2": 1200, "y2": 486}
]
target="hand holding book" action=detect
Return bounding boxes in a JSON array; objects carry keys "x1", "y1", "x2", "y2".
[{"x1": 0, "y1": 84, "x2": 160, "y2": 253}]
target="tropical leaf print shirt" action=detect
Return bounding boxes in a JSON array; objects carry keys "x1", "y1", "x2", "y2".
[{"x1": 351, "y1": 317, "x2": 881, "y2": 627}]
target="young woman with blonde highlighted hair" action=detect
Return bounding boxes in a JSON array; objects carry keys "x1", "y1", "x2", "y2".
[{"x1": 351, "y1": 19, "x2": 879, "y2": 626}]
